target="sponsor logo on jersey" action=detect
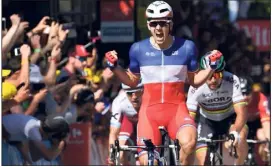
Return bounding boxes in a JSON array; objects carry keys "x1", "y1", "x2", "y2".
[
  {"x1": 206, "y1": 96, "x2": 231, "y2": 103},
  {"x1": 112, "y1": 113, "x2": 119, "y2": 120},
  {"x1": 145, "y1": 52, "x2": 155, "y2": 57}
]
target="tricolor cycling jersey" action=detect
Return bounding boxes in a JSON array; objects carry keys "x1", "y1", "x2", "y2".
[
  {"x1": 110, "y1": 91, "x2": 138, "y2": 128},
  {"x1": 247, "y1": 92, "x2": 270, "y2": 122},
  {"x1": 187, "y1": 71, "x2": 245, "y2": 121},
  {"x1": 129, "y1": 37, "x2": 198, "y2": 105}
]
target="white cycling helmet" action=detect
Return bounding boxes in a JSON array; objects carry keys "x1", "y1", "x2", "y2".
[
  {"x1": 146, "y1": 1, "x2": 173, "y2": 21},
  {"x1": 122, "y1": 82, "x2": 143, "y2": 93}
]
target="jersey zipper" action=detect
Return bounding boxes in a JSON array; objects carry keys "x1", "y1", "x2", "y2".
[{"x1": 161, "y1": 51, "x2": 164, "y2": 103}]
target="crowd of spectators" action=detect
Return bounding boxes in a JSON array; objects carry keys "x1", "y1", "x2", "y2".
[
  {"x1": 1, "y1": 0, "x2": 270, "y2": 165},
  {"x1": 1, "y1": 13, "x2": 116, "y2": 165}
]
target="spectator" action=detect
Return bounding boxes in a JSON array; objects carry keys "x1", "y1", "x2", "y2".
[{"x1": 2, "y1": 113, "x2": 69, "y2": 164}]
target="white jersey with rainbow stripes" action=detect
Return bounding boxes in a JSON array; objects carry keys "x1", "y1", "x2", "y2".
[{"x1": 186, "y1": 71, "x2": 245, "y2": 121}]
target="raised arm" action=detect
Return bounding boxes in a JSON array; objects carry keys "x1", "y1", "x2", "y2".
[
  {"x1": 105, "y1": 43, "x2": 141, "y2": 87},
  {"x1": 43, "y1": 43, "x2": 61, "y2": 86},
  {"x1": 2, "y1": 14, "x2": 21, "y2": 57}
]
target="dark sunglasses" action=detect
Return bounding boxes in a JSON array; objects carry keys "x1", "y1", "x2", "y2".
[
  {"x1": 149, "y1": 21, "x2": 169, "y2": 27},
  {"x1": 76, "y1": 57, "x2": 87, "y2": 62},
  {"x1": 126, "y1": 90, "x2": 143, "y2": 96}
]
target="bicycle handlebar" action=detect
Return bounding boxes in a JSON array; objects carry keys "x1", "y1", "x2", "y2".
[
  {"x1": 197, "y1": 137, "x2": 228, "y2": 143},
  {"x1": 119, "y1": 144, "x2": 178, "y2": 151},
  {"x1": 246, "y1": 139, "x2": 270, "y2": 144}
]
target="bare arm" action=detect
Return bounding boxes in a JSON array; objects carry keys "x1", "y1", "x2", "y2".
[
  {"x1": 30, "y1": 140, "x2": 65, "y2": 161},
  {"x1": 43, "y1": 43, "x2": 61, "y2": 86},
  {"x1": 112, "y1": 66, "x2": 140, "y2": 87},
  {"x1": 230, "y1": 103, "x2": 248, "y2": 133},
  {"x1": 24, "y1": 89, "x2": 47, "y2": 115},
  {"x1": 109, "y1": 126, "x2": 120, "y2": 149},
  {"x1": 15, "y1": 142, "x2": 33, "y2": 165},
  {"x1": 187, "y1": 68, "x2": 214, "y2": 88},
  {"x1": 2, "y1": 14, "x2": 21, "y2": 55},
  {"x1": 18, "y1": 44, "x2": 31, "y2": 85}
]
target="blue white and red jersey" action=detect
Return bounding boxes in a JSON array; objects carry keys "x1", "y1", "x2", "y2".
[{"x1": 129, "y1": 37, "x2": 198, "y2": 105}]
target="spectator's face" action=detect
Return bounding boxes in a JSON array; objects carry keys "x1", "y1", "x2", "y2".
[
  {"x1": 206, "y1": 72, "x2": 223, "y2": 90},
  {"x1": 71, "y1": 57, "x2": 87, "y2": 70},
  {"x1": 147, "y1": 19, "x2": 172, "y2": 45},
  {"x1": 126, "y1": 90, "x2": 143, "y2": 110}
]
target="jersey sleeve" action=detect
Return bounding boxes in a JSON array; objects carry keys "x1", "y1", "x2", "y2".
[
  {"x1": 110, "y1": 98, "x2": 123, "y2": 128},
  {"x1": 258, "y1": 93, "x2": 270, "y2": 122},
  {"x1": 186, "y1": 40, "x2": 199, "y2": 72},
  {"x1": 27, "y1": 128, "x2": 42, "y2": 141},
  {"x1": 232, "y1": 75, "x2": 246, "y2": 105},
  {"x1": 186, "y1": 86, "x2": 199, "y2": 114},
  {"x1": 128, "y1": 42, "x2": 140, "y2": 74}
]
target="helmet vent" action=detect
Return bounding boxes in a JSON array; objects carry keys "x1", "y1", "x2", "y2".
[
  {"x1": 160, "y1": 8, "x2": 169, "y2": 13},
  {"x1": 147, "y1": 9, "x2": 154, "y2": 13}
]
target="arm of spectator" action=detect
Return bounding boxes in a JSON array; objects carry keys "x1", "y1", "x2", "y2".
[
  {"x1": 24, "y1": 89, "x2": 48, "y2": 115},
  {"x1": 43, "y1": 43, "x2": 61, "y2": 86},
  {"x1": 40, "y1": 37, "x2": 59, "y2": 56},
  {"x1": 2, "y1": 14, "x2": 21, "y2": 56},
  {"x1": 30, "y1": 140, "x2": 66, "y2": 161},
  {"x1": 18, "y1": 44, "x2": 31, "y2": 86},
  {"x1": 93, "y1": 68, "x2": 115, "y2": 100},
  {"x1": 47, "y1": 22, "x2": 59, "y2": 43},
  {"x1": 29, "y1": 34, "x2": 42, "y2": 64},
  {"x1": 27, "y1": 16, "x2": 49, "y2": 37},
  {"x1": 95, "y1": 102, "x2": 106, "y2": 113},
  {"x1": 58, "y1": 24, "x2": 69, "y2": 46},
  {"x1": 2, "y1": 85, "x2": 30, "y2": 113},
  {"x1": 48, "y1": 81, "x2": 69, "y2": 95},
  {"x1": 69, "y1": 84, "x2": 89, "y2": 98},
  {"x1": 14, "y1": 142, "x2": 33, "y2": 165},
  {"x1": 12, "y1": 21, "x2": 29, "y2": 44}
]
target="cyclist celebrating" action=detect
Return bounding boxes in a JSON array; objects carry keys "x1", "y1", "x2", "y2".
[
  {"x1": 186, "y1": 54, "x2": 248, "y2": 165},
  {"x1": 109, "y1": 82, "x2": 143, "y2": 165},
  {"x1": 105, "y1": 1, "x2": 223, "y2": 165},
  {"x1": 240, "y1": 76, "x2": 270, "y2": 162}
]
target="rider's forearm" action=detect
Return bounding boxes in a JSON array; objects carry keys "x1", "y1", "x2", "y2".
[
  {"x1": 231, "y1": 104, "x2": 247, "y2": 133},
  {"x1": 112, "y1": 66, "x2": 139, "y2": 87},
  {"x1": 262, "y1": 122, "x2": 270, "y2": 140},
  {"x1": 191, "y1": 68, "x2": 214, "y2": 87},
  {"x1": 109, "y1": 127, "x2": 120, "y2": 148}
]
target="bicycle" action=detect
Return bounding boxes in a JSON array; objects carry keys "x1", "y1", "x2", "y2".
[
  {"x1": 109, "y1": 126, "x2": 180, "y2": 166},
  {"x1": 244, "y1": 139, "x2": 270, "y2": 165},
  {"x1": 197, "y1": 133, "x2": 238, "y2": 165}
]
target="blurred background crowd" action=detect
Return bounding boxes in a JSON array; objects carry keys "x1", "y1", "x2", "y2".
[{"x1": 1, "y1": 0, "x2": 271, "y2": 165}]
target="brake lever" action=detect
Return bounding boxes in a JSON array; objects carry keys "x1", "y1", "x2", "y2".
[{"x1": 228, "y1": 134, "x2": 238, "y2": 159}]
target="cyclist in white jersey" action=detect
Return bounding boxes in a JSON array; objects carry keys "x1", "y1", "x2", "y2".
[
  {"x1": 108, "y1": 82, "x2": 143, "y2": 165},
  {"x1": 186, "y1": 54, "x2": 248, "y2": 165}
]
